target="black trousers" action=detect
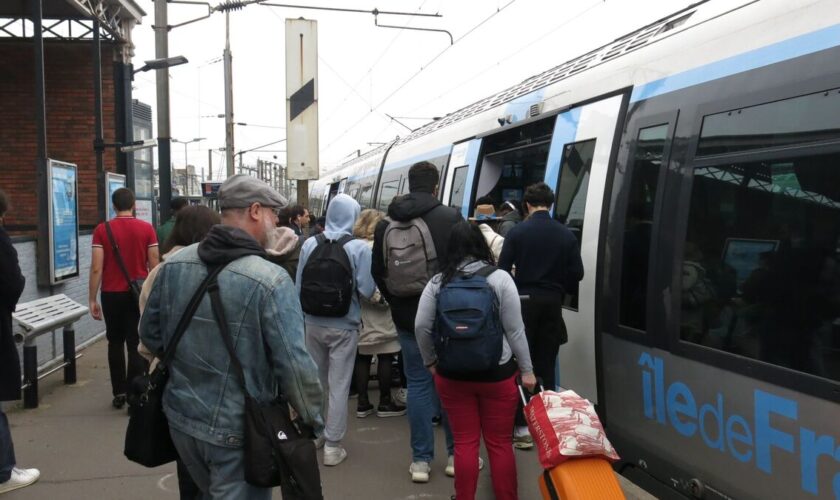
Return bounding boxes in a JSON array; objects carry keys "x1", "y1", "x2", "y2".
[
  {"x1": 516, "y1": 293, "x2": 567, "y2": 426},
  {"x1": 101, "y1": 291, "x2": 145, "y2": 397}
]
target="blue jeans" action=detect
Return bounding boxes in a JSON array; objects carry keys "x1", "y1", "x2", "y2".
[
  {"x1": 397, "y1": 328, "x2": 454, "y2": 463},
  {"x1": 170, "y1": 427, "x2": 271, "y2": 500},
  {"x1": 0, "y1": 409, "x2": 14, "y2": 483}
]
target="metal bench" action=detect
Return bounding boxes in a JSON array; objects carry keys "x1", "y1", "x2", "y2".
[{"x1": 12, "y1": 294, "x2": 88, "y2": 408}]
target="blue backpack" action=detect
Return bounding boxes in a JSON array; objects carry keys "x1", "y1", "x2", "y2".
[{"x1": 433, "y1": 265, "x2": 504, "y2": 373}]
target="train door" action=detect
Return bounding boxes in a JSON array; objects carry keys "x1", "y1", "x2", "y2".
[
  {"x1": 541, "y1": 94, "x2": 627, "y2": 402},
  {"x1": 443, "y1": 139, "x2": 482, "y2": 216}
]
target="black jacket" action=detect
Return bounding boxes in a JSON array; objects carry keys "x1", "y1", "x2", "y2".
[
  {"x1": 372, "y1": 192, "x2": 463, "y2": 332},
  {"x1": 0, "y1": 227, "x2": 25, "y2": 401},
  {"x1": 498, "y1": 211, "x2": 583, "y2": 296}
]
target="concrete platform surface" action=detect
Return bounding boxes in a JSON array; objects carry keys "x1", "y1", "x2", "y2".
[{"x1": 2, "y1": 339, "x2": 656, "y2": 499}]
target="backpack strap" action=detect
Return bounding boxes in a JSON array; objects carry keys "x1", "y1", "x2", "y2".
[
  {"x1": 462, "y1": 264, "x2": 497, "y2": 278},
  {"x1": 336, "y1": 234, "x2": 354, "y2": 246}
]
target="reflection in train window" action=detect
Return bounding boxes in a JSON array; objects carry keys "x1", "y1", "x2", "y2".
[
  {"x1": 359, "y1": 183, "x2": 374, "y2": 208},
  {"x1": 619, "y1": 124, "x2": 668, "y2": 331},
  {"x1": 680, "y1": 152, "x2": 840, "y2": 381},
  {"x1": 378, "y1": 179, "x2": 400, "y2": 212},
  {"x1": 555, "y1": 139, "x2": 595, "y2": 310},
  {"x1": 697, "y1": 87, "x2": 840, "y2": 157},
  {"x1": 449, "y1": 166, "x2": 468, "y2": 208}
]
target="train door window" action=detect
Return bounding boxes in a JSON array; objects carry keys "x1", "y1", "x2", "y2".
[
  {"x1": 680, "y1": 155, "x2": 840, "y2": 382},
  {"x1": 338, "y1": 178, "x2": 348, "y2": 194},
  {"x1": 449, "y1": 166, "x2": 468, "y2": 208},
  {"x1": 378, "y1": 179, "x2": 400, "y2": 211},
  {"x1": 554, "y1": 139, "x2": 596, "y2": 309},
  {"x1": 473, "y1": 117, "x2": 555, "y2": 213},
  {"x1": 359, "y1": 182, "x2": 374, "y2": 208},
  {"x1": 618, "y1": 124, "x2": 668, "y2": 331},
  {"x1": 398, "y1": 177, "x2": 408, "y2": 195}
]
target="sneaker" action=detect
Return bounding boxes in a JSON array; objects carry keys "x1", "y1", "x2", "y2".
[
  {"x1": 323, "y1": 445, "x2": 347, "y2": 466},
  {"x1": 431, "y1": 415, "x2": 441, "y2": 426},
  {"x1": 409, "y1": 461, "x2": 431, "y2": 483},
  {"x1": 356, "y1": 403, "x2": 374, "y2": 418},
  {"x1": 376, "y1": 401, "x2": 406, "y2": 417},
  {"x1": 394, "y1": 387, "x2": 408, "y2": 405},
  {"x1": 513, "y1": 426, "x2": 534, "y2": 450},
  {"x1": 112, "y1": 394, "x2": 126, "y2": 409},
  {"x1": 0, "y1": 467, "x2": 40, "y2": 494},
  {"x1": 445, "y1": 456, "x2": 484, "y2": 477}
]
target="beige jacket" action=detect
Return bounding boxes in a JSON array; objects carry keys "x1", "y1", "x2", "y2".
[
  {"x1": 138, "y1": 246, "x2": 184, "y2": 363},
  {"x1": 359, "y1": 239, "x2": 399, "y2": 349},
  {"x1": 479, "y1": 223, "x2": 504, "y2": 262}
]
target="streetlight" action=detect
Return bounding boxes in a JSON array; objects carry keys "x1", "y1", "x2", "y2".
[{"x1": 133, "y1": 56, "x2": 188, "y2": 74}]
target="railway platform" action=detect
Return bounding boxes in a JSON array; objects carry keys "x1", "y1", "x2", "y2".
[{"x1": 1, "y1": 339, "x2": 655, "y2": 499}]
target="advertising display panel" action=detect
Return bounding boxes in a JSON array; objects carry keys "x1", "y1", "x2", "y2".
[
  {"x1": 106, "y1": 172, "x2": 126, "y2": 220},
  {"x1": 48, "y1": 159, "x2": 79, "y2": 284}
]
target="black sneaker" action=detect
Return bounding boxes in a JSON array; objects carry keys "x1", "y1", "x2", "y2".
[
  {"x1": 356, "y1": 403, "x2": 374, "y2": 418},
  {"x1": 432, "y1": 415, "x2": 441, "y2": 426},
  {"x1": 112, "y1": 394, "x2": 126, "y2": 409},
  {"x1": 377, "y1": 401, "x2": 406, "y2": 417}
]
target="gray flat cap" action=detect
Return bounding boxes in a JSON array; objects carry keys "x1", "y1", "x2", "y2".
[{"x1": 219, "y1": 174, "x2": 288, "y2": 209}]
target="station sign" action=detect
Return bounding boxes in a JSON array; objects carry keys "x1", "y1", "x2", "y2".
[
  {"x1": 105, "y1": 172, "x2": 126, "y2": 221},
  {"x1": 201, "y1": 181, "x2": 223, "y2": 198},
  {"x1": 47, "y1": 159, "x2": 79, "y2": 284},
  {"x1": 285, "y1": 18, "x2": 319, "y2": 180}
]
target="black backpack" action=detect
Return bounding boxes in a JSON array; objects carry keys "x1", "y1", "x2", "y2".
[{"x1": 300, "y1": 234, "x2": 355, "y2": 317}]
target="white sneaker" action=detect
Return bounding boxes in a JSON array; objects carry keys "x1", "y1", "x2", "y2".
[
  {"x1": 395, "y1": 388, "x2": 408, "y2": 405},
  {"x1": 323, "y1": 445, "x2": 347, "y2": 466},
  {"x1": 409, "y1": 461, "x2": 431, "y2": 483},
  {"x1": 0, "y1": 467, "x2": 40, "y2": 494},
  {"x1": 513, "y1": 426, "x2": 534, "y2": 450},
  {"x1": 445, "y1": 456, "x2": 484, "y2": 477}
]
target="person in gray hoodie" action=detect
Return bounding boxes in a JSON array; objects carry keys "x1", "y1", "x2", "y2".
[{"x1": 296, "y1": 194, "x2": 376, "y2": 467}]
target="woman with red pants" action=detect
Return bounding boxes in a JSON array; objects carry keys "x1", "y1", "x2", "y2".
[{"x1": 415, "y1": 221, "x2": 536, "y2": 500}]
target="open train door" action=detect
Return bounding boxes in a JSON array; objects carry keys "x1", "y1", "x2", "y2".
[{"x1": 542, "y1": 92, "x2": 628, "y2": 403}]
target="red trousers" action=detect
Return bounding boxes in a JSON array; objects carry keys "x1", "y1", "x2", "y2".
[{"x1": 435, "y1": 373, "x2": 519, "y2": 500}]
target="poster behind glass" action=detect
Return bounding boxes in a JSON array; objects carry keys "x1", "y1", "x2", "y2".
[
  {"x1": 106, "y1": 173, "x2": 127, "y2": 220},
  {"x1": 48, "y1": 159, "x2": 79, "y2": 283}
]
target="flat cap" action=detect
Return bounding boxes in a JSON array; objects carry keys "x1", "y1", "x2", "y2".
[{"x1": 219, "y1": 174, "x2": 288, "y2": 209}]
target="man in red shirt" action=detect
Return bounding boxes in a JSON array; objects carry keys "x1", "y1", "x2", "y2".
[{"x1": 88, "y1": 188, "x2": 159, "y2": 409}]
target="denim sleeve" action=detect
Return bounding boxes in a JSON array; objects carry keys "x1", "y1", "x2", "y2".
[
  {"x1": 353, "y1": 242, "x2": 375, "y2": 300},
  {"x1": 139, "y1": 265, "x2": 164, "y2": 357},
  {"x1": 262, "y1": 275, "x2": 324, "y2": 431},
  {"x1": 413, "y1": 277, "x2": 440, "y2": 367}
]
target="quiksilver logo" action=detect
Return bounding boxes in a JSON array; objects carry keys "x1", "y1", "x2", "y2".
[
  {"x1": 394, "y1": 259, "x2": 413, "y2": 266},
  {"x1": 277, "y1": 431, "x2": 288, "y2": 440}
]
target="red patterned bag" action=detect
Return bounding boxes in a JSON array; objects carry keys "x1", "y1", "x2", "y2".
[{"x1": 522, "y1": 388, "x2": 619, "y2": 469}]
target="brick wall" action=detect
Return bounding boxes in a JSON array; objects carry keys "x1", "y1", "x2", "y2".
[
  {"x1": 0, "y1": 40, "x2": 119, "y2": 233},
  {"x1": 13, "y1": 235, "x2": 104, "y2": 367}
]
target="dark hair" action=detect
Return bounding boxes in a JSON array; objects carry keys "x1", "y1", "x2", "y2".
[
  {"x1": 523, "y1": 182, "x2": 554, "y2": 208},
  {"x1": 0, "y1": 188, "x2": 8, "y2": 217},
  {"x1": 316, "y1": 216, "x2": 326, "y2": 228},
  {"x1": 288, "y1": 205, "x2": 306, "y2": 220},
  {"x1": 499, "y1": 199, "x2": 521, "y2": 216},
  {"x1": 111, "y1": 187, "x2": 135, "y2": 212},
  {"x1": 440, "y1": 221, "x2": 493, "y2": 284},
  {"x1": 475, "y1": 195, "x2": 495, "y2": 207},
  {"x1": 171, "y1": 197, "x2": 189, "y2": 212},
  {"x1": 161, "y1": 205, "x2": 220, "y2": 254},
  {"x1": 408, "y1": 161, "x2": 439, "y2": 194}
]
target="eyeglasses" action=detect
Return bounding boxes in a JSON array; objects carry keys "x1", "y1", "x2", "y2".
[{"x1": 267, "y1": 206, "x2": 283, "y2": 217}]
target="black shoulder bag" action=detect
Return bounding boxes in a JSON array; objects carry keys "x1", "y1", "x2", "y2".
[
  {"x1": 124, "y1": 264, "x2": 226, "y2": 467},
  {"x1": 104, "y1": 220, "x2": 145, "y2": 303},
  {"x1": 207, "y1": 281, "x2": 323, "y2": 499}
]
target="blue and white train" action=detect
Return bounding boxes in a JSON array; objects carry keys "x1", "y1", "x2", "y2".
[{"x1": 311, "y1": 1, "x2": 840, "y2": 497}]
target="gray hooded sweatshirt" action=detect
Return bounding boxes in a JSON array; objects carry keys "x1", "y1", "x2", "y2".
[{"x1": 296, "y1": 194, "x2": 376, "y2": 330}]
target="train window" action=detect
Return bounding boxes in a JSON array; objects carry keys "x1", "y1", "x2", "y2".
[
  {"x1": 554, "y1": 139, "x2": 596, "y2": 310},
  {"x1": 449, "y1": 166, "x2": 468, "y2": 208},
  {"x1": 619, "y1": 124, "x2": 668, "y2": 331},
  {"x1": 680, "y1": 151, "x2": 840, "y2": 381},
  {"x1": 378, "y1": 179, "x2": 400, "y2": 212},
  {"x1": 697, "y1": 87, "x2": 840, "y2": 156},
  {"x1": 359, "y1": 183, "x2": 374, "y2": 208}
]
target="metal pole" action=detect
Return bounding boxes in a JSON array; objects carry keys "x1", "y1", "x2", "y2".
[
  {"x1": 23, "y1": 345, "x2": 38, "y2": 409},
  {"x1": 155, "y1": 0, "x2": 173, "y2": 224},
  {"x1": 93, "y1": 20, "x2": 105, "y2": 221},
  {"x1": 63, "y1": 325, "x2": 77, "y2": 384},
  {"x1": 208, "y1": 149, "x2": 213, "y2": 180},
  {"x1": 32, "y1": 0, "x2": 51, "y2": 287},
  {"x1": 224, "y1": 11, "x2": 235, "y2": 177}
]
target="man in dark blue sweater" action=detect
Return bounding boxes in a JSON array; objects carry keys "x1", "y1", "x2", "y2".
[{"x1": 498, "y1": 182, "x2": 583, "y2": 449}]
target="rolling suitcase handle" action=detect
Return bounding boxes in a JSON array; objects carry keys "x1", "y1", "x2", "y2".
[{"x1": 516, "y1": 375, "x2": 544, "y2": 406}]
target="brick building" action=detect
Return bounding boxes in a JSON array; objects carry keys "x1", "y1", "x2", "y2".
[{"x1": 0, "y1": 0, "x2": 145, "y2": 365}]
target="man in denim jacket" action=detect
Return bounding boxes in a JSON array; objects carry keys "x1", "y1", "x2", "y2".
[{"x1": 140, "y1": 175, "x2": 323, "y2": 499}]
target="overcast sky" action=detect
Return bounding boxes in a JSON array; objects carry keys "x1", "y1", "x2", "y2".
[{"x1": 131, "y1": 0, "x2": 697, "y2": 179}]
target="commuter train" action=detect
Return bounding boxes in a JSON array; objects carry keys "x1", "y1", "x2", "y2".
[{"x1": 311, "y1": 1, "x2": 840, "y2": 497}]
